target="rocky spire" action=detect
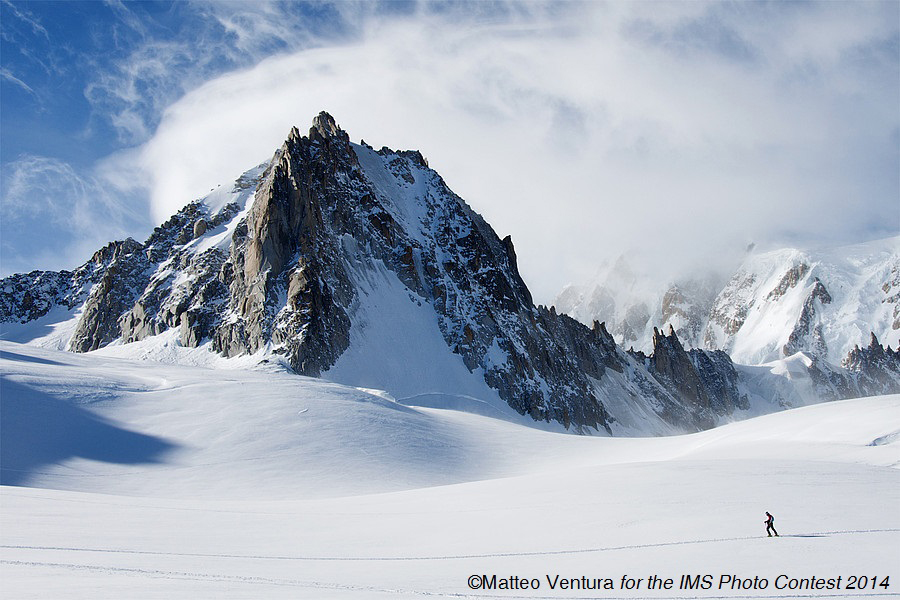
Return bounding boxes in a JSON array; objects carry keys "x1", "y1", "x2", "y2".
[
  {"x1": 649, "y1": 325, "x2": 713, "y2": 423},
  {"x1": 308, "y1": 111, "x2": 348, "y2": 144}
]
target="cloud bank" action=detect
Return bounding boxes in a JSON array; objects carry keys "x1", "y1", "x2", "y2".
[
  {"x1": 4, "y1": 1, "x2": 898, "y2": 303},
  {"x1": 124, "y1": 2, "x2": 898, "y2": 301}
]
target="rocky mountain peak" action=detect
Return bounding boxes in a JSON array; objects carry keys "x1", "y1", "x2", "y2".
[
  {"x1": 3, "y1": 113, "x2": 898, "y2": 435},
  {"x1": 869, "y1": 332, "x2": 884, "y2": 357},
  {"x1": 308, "y1": 111, "x2": 347, "y2": 144}
]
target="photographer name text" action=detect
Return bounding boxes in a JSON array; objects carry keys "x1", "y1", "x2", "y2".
[{"x1": 466, "y1": 573, "x2": 891, "y2": 593}]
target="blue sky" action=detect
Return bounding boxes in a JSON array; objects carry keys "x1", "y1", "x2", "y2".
[
  {"x1": 1, "y1": 0, "x2": 360, "y2": 274},
  {"x1": 1, "y1": 1, "x2": 898, "y2": 302}
]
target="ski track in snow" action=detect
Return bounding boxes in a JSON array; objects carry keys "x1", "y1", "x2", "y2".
[
  {"x1": 3, "y1": 560, "x2": 897, "y2": 600},
  {"x1": 1, "y1": 559, "x2": 405, "y2": 594},
  {"x1": 4, "y1": 528, "x2": 899, "y2": 562}
]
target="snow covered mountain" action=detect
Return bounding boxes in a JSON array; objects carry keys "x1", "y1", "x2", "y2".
[
  {"x1": 557, "y1": 239, "x2": 900, "y2": 366},
  {"x1": 2, "y1": 113, "x2": 897, "y2": 434}
]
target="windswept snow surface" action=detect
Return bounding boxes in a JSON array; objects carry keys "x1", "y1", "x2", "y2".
[{"x1": 2, "y1": 341, "x2": 899, "y2": 599}]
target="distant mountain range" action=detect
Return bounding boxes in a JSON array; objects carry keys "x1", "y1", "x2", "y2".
[
  {"x1": 555, "y1": 238, "x2": 899, "y2": 366},
  {"x1": 2, "y1": 113, "x2": 898, "y2": 435}
]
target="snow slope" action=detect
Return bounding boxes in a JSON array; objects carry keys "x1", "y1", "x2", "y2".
[
  {"x1": 2, "y1": 342, "x2": 898, "y2": 598},
  {"x1": 322, "y1": 261, "x2": 537, "y2": 425}
]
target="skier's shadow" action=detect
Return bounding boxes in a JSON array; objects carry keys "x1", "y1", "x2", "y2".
[{"x1": 782, "y1": 534, "x2": 829, "y2": 538}]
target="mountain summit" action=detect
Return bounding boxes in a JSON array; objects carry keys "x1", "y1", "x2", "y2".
[{"x1": 3, "y1": 113, "x2": 897, "y2": 433}]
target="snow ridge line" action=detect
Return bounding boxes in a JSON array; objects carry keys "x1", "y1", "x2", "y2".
[
  {"x1": 2, "y1": 560, "x2": 898, "y2": 600},
  {"x1": 3, "y1": 528, "x2": 897, "y2": 562}
]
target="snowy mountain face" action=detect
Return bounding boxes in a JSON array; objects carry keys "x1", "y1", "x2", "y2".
[
  {"x1": 557, "y1": 242, "x2": 900, "y2": 397},
  {"x1": 2, "y1": 113, "x2": 895, "y2": 434},
  {"x1": 701, "y1": 241, "x2": 900, "y2": 365}
]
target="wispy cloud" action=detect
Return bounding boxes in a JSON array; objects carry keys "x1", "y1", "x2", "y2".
[
  {"x1": 1, "y1": 0, "x2": 49, "y2": 40},
  {"x1": 0, "y1": 0, "x2": 60, "y2": 90},
  {"x1": 0, "y1": 67, "x2": 35, "y2": 95},
  {"x1": 80, "y1": 1, "x2": 345, "y2": 145},
  {"x1": 0, "y1": 155, "x2": 148, "y2": 276}
]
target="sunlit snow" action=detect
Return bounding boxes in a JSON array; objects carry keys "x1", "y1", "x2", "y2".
[{"x1": 1, "y1": 342, "x2": 897, "y2": 599}]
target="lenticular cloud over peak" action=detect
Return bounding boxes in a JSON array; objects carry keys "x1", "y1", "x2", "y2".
[{"x1": 119, "y1": 2, "x2": 898, "y2": 303}]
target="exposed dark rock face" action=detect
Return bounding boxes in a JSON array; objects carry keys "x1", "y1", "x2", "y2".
[
  {"x1": 767, "y1": 263, "x2": 809, "y2": 301},
  {"x1": 643, "y1": 325, "x2": 748, "y2": 429},
  {"x1": 801, "y1": 334, "x2": 900, "y2": 401},
  {"x1": 1, "y1": 189, "x2": 248, "y2": 353},
  {"x1": 688, "y1": 348, "x2": 749, "y2": 415},
  {"x1": 838, "y1": 333, "x2": 900, "y2": 396},
  {"x1": 782, "y1": 277, "x2": 832, "y2": 358},
  {"x1": 211, "y1": 119, "x2": 356, "y2": 376},
  {"x1": 124, "y1": 202, "x2": 240, "y2": 346},
  {"x1": 884, "y1": 264, "x2": 900, "y2": 331},
  {"x1": 0, "y1": 270, "x2": 79, "y2": 324},
  {"x1": 0, "y1": 238, "x2": 142, "y2": 327},
  {"x1": 69, "y1": 238, "x2": 149, "y2": 352},
  {"x1": 650, "y1": 326, "x2": 711, "y2": 416}
]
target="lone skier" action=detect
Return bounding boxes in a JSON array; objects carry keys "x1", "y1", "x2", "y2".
[{"x1": 765, "y1": 511, "x2": 779, "y2": 537}]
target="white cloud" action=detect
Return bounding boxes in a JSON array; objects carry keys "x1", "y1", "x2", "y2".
[
  {"x1": 0, "y1": 67, "x2": 35, "y2": 95},
  {"x1": 82, "y1": 0, "x2": 333, "y2": 145},
  {"x1": 0, "y1": 0, "x2": 49, "y2": 40},
  {"x1": 110, "y1": 1, "x2": 899, "y2": 302}
]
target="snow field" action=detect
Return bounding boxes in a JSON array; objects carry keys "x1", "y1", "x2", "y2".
[
  {"x1": 1, "y1": 342, "x2": 899, "y2": 598},
  {"x1": 3, "y1": 461, "x2": 897, "y2": 599}
]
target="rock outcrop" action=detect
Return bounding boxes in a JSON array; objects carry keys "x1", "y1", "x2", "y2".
[
  {"x1": 781, "y1": 277, "x2": 832, "y2": 358},
  {"x1": 69, "y1": 238, "x2": 149, "y2": 352},
  {"x1": 631, "y1": 325, "x2": 748, "y2": 429},
  {"x1": 839, "y1": 333, "x2": 900, "y2": 396}
]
